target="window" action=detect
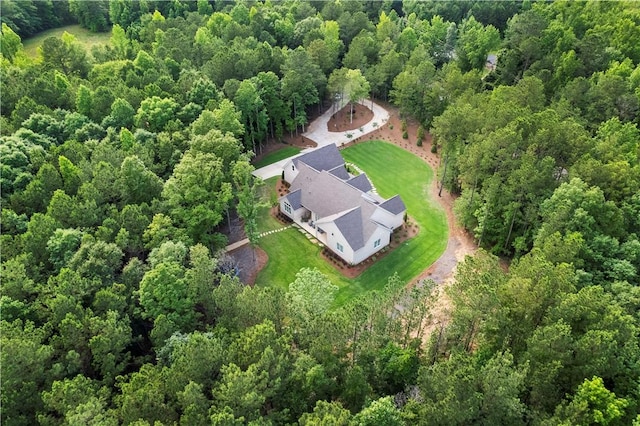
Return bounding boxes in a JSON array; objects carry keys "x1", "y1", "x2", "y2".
[
  {"x1": 284, "y1": 202, "x2": 292, "y2": 214},
  {"x1": 337, "y1": 242, "x2": 344, "y2": 252},
  {"x1": 374, "y1": 239, "x2": 381, "y2": 248}
]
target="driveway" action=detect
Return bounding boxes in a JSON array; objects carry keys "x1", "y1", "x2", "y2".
[{"x1": 252, "y1": 99, "x2": 390, "y2": 180}]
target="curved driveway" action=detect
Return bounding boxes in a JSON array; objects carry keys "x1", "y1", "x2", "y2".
[{"x1": 252, "y1": 99, "x2": 389, "y2": 180}]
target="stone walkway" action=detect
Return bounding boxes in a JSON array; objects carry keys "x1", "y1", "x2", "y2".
[
  {"x1": 344, "y1": 162, "x2": 378, "y2": 194},
  {"x1": 224, "y1": 225, "x2": 292, "y2": 252}
]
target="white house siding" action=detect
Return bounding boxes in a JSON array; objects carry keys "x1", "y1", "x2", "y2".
[
  {"x1": 371, "y1": 208, "x2": 404, "y2": 230},
  {"x1": 280, "y1": 198, "x2": 293, "y2": 220},
  {"x1": 353, "y1": 226, "x2": 390, "y2": 264},
  {"x1": 386, "y1": 211, "x2": 405, "y2": 230},
  {"x1": 283, "y1": 159, "x2": 299, "y2": 183},
  {"x1": 321, "y1": 221, "x2": 356, "y2": 264},
  {"x1": 280, "y1": 199, "x2": 308, "y2": 222}
]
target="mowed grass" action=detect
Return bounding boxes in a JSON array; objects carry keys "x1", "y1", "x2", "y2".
[
  {"x1": 339, "y1": 141, "x2": 448, "y2": 303},
  {"x1": 23, "y1": 24, "x2": 112, "y2": 58},
  {"x1": 255, "y1": 141, "x2": 448, "y2": 305},
  {"x1": 253, "y1": 146, "x2": 302, "y2": 169}
]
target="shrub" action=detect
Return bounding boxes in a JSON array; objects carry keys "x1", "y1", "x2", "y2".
[
  {"x1": 389, "y1": 124, "x2": 394, "y2": 130},
  {"x1": 431, "y1": 143, "x2": 438, "y2": 153},
  {"x1": 417, "y1": 125, "x2": 425, "y2": 141},
  {"x1": 402, "y1": 130, "x2": 408, "y2": 139},
  {"x1": 417, "y1": 139, "x2": 422, "y2": 147},
  {"x1": 401, "y1": 119, "x2": 407, "y2": 132}
]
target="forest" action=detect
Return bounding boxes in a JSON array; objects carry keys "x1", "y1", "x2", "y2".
[{"x1": 1, "y1": 0, "x2": 639, "y2": 424}]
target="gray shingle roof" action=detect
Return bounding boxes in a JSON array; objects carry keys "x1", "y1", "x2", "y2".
[
  {"x1": 284, "y1": 188, "x2": 302, "y2": 210},
  {"x1": 328, "y1": 165, "x2": 350, "y2": 180},
  {"x1": 291, "y1": 163, "x2": 363, "y2": 218},
  {"x1": 346, "y1": 173, "x2": 373, "y2": 193},
  {"x1": 294, "y1": 144, "x2": 344, "y2": 172},
  {"x1": 379, "y1": 195, "x2": 406, "y2": 215},
  {"x1": 334, "y1": 208, "x2": 364, "y2": 250}
]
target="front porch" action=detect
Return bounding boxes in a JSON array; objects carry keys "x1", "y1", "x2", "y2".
[{"x1": 297, "y1": 219, "x2": 328, "y2": 246}]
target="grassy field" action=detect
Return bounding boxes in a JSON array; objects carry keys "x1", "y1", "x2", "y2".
[
  {"x1": 253, "y1": 146, "x2": 302, "y2": 169},
  {"x1": 255, "y1": 141, "x2": 448, "y2": 305},
  {"x1": 22, "y1": 24, "x2": 111, "y2": 58}
]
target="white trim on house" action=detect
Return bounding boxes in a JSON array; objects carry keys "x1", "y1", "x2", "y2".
[{"x1": 279, "y1": 144, "x2": 406, "y2": 265}]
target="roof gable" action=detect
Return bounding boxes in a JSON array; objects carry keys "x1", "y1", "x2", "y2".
[
  {"x1": 284, "y1": 188, "x2": 302, "y2": 210},
  {"x1": 294, "y1": 144, "x2": 344, "y2": 172},
  {"x1": 329, "y1": 165, "x2": 350, "y2": 180},
  {"x1": 334, "y1": 207, "x2": 364, "y2": 250},
  {"x1": 379, "y1": 194, "x2": 406, "y2": 215},
  {"x1": 346, "y1": 173, "x2": 373, "y2": 193}
]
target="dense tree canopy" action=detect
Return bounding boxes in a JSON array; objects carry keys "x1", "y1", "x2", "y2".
[{"x1": 2, "y1": 1, "x2": 640, "y2": 424}]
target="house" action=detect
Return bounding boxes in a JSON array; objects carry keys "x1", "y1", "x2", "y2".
[
  {"x1": 486, "y1": 53, "x2": 498, "y2": 72},
  {"x1": 280, "y1": 144, "x2": 406, "y2": 265}
]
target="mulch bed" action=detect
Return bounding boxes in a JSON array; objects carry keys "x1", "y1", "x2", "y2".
[
  {"x1": 320, "y1": 220, "x2": 419, "y2": 278},
  {"x1": 326, "y1": 102, "x2": 374, "y2": 132}
]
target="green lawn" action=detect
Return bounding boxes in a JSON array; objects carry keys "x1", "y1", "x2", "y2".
[
  {"x1": 23, "y1": 24, "x2": 112, "y2": 58},
  {"x1": 256, "y1": 177, "x2": 287, "y2": 233},
  {"x1": 255, "y1": 141, "x2": 448, "y2": 305},
  {"x1": 253, "y1": 146, "x2": 302, "y2": 169},
  {"x1": 339, "y1": 141, "x2": 448, "y2": 303}
]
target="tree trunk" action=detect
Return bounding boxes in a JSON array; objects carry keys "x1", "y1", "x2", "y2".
[
  {"x1": 438, "y1": 153, "x2": 449, "y2": 197},
  {"x1": 293, "y1": 98, "x2": 298, "y2": 136},
  {"x1": 468, "y1": 175, "x2": 478, "y2": 218},
  {"x1": 504, "y1": 205, "x2": 518, "y2": 251}
]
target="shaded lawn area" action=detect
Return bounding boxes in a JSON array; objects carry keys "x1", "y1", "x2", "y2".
[
  {"x1": 23, "y1": 24, "x2": 111, "y2": 58},
  {"x1": 255, "y1": 141, "x2": 448, "y2": 305},
  {"x1": 256, "y1": 177, "x2": 288, "y2": 233},
  {"x1": 253, "y1": 146, "x2": 302, "y2": 169}
]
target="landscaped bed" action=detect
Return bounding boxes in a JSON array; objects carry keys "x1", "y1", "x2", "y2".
[{"x1": 254, "y1": 141, "x2": 448, "y2": 306}]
